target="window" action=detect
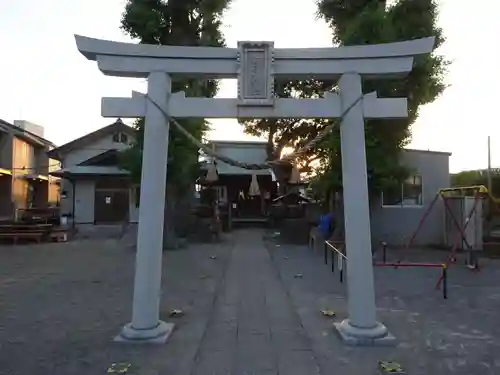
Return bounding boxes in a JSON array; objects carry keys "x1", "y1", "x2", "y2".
[
  {"x1": 112, "y1": 132, "x2": 129, "y2": 144},
  {"x1": 382, "y1": 174, "x2": 423, "y2": 207}
]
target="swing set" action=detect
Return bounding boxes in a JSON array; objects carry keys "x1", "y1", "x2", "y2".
[
  {"x1": 406, "y1": 185, "x2": 495, "y2": 270},
  {"x1": 317, "y1": 185, "x2": 497, "y2": 298}
]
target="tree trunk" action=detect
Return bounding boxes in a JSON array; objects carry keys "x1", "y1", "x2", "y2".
[
  {"x1": 162, "y1": 183, "x2": 193, "y2": 250},
  {"x1": 163, "y1": 184, "x2": 181, "y2": 250}
]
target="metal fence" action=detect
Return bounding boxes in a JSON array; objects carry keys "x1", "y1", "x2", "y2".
[{"x1": 320, "y1": 240, "x2": 448, "y2": 299}]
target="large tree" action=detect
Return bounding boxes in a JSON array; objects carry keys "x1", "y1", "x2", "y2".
[
  {"x1": 242, "y1": 1, "x2": 447, "y2": 203},
  {"x1": 312, "y1": 0, "x2": 449, "y2": 203},
  {"x1": 242, "y1": 80, "x2": 332, "y2": 173},
  {"x1": 120, "y1": 0, "x2": 231, "y2": 248}
]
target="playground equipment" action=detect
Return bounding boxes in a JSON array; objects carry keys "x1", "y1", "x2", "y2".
[
  {"x1": 406, "y1": 185, "x2": 493, "y2": 270},
  {"x1": 323, "y1": 240, "x2": 448, "y2": 299}
]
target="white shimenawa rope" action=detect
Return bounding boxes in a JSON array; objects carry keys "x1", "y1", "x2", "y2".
[{"x1": 144, "y1": 93, "x2": 364, "y2": 171}]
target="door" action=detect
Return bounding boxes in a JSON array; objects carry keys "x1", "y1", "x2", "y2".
[{"x1": 94, "y1": 190, "x2": 129, "y2": 224}]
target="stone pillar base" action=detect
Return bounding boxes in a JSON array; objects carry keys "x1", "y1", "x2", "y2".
[
  {"x1": 333, "y1": 319, "x2": 396, "y2": 346},
  {"x1": 114, "y1": 321, "x2": 174, "y2": 344}
]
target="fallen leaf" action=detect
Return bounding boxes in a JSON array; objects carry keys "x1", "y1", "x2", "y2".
[
  {"x1": 294, "y1": 273, "x2": 303, "y2": 278},
  {"x1": 107, "y1": 363, "x2": 131, "y2": 374},
  {"x1": 169, "y1": 309, "x2": 185, "y2": 317},
  {"x1": 320, "y1": 309, "x2": 336, "y2": 317},
  {"x1": 379, "y1": 361, "x2": 405, "y2": 374},
  {"x1": 210, "y1": 255, "x2": 217, "y2": 260}
]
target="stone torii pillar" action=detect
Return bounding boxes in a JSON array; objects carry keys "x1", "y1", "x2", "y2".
[
  {"x1": 75, "y1": 35, "x2": 435, "y2": 345},
  {"x1": 118, "y1": 71, "x2": 173, "y2": 342}
]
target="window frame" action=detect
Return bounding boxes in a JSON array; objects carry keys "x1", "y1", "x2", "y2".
[
  {"x1": 112, "y1": 132, "x2": 129, "y2": 144},
  {"x1": 119, "y1": 133, "x2": 129, "y2": 144},
  {"x1": 381, "y1": 173, "x2": 424, "y2": 208}
]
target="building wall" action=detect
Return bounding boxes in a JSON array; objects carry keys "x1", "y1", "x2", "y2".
[
  {"x1": 370, "y1": 149, "x2": 451, "y2": 246},
  {"x1": 61, "y1": 178, "x2": 137, "y2": 225},
  {"x1": 10, "y1": 137, "x2": 55, "y2": 209},
  {"x1": 48, "y1": 181, "x2": 60, "y2": 205},
  {"x1": 0, "y1": 132, "x2": 13, "y2": 169},
  {"x1": 32, "y1": 180, "x2": 49, "y2": 208},
  {"x1": 58, "y1": 132, "x2": 135, "y2": 225},
  {"x1": 0, "y1": 176, "x2": 12, "y2": 218},
  {"x1": 59, "y1": 179, "x2": 95, "y2": 224},
  {"x1": 60, "y1": 180, "x2": 71, "y2": 217},
  {"x1": 0, "y1": 122, "x2": 56, "y2": 215},
  {"x1": 74, "y1": 180, "x2": 95, "y2": 224},
  {"x1": 12, "y1": 136, "x2": 36, "y2": 173},
  {"x1": 11, "y1": 178, "x2": 28, "y2": 209},
  {"x1": 11, "y1": 137, "x2": 32, "y2": 209},
  {"x1": 63, "y1": 134, "x2": 131, "y2": 168}
]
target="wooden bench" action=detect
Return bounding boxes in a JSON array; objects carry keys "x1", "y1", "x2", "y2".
[{"x1": 0, "y1": 231, "x2": 45, "y2": 245}]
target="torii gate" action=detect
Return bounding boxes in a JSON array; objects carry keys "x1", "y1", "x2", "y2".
[{"x1": 75, "y1": 35, "x2": 434, "y2": 346}]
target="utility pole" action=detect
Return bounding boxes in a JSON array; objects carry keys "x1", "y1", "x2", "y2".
[{"x1": 487, "y1": 136, "x2": 493, "y2": 193}]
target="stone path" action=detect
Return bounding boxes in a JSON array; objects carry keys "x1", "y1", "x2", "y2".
[{"x1": 190, "y1": 229, "x2": 320, "y2": 375}]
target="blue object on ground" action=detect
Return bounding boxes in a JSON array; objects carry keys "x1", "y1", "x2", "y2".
[{"x1": 318, "y1": 212, "x2": 335, "y2": 237}]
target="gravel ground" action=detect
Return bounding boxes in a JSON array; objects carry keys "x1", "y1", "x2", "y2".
[
  {"x1": 0, "y1": 236, "x2": 235, "y2": 375},
  {"x1": 1, "y1": 231, "x2": 500, "y2": 375},
  {"x1": 267, "y1": 237, "x2": 500, "y2": 374}
]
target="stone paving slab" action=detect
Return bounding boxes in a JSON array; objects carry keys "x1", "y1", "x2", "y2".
[{"x1": 190, "y1": 229, "x2": 320, "y2": 375}]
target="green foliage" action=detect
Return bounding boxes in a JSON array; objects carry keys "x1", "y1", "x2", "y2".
[
  {"x1": 119, "y1": 0, "x2": 231, "y2": 187},
  {"x1": 451, "y1": 170, "x2": 485, "y2": 187},
  {"x1": 240, "y1": 1, "x2": 448, "y2": 202},
  {"x1": 450, "y1": 169, "x2": 500, "y2": 199},
  {"x1": 310, "y1": 0, "x2": 449, "y2": 200}
]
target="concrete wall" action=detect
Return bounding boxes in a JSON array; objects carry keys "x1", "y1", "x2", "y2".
[{"x1": 371, "y1": 149, "x2": 451, "y2": 246}]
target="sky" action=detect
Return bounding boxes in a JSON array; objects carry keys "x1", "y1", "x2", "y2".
[{"x1": 0, "y1": 0, "x2": 498, "y2": 173}]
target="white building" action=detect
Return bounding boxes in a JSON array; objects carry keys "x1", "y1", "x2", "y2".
[{"x1": 47, "y1": 119, "x2": 139, "y2": 227}]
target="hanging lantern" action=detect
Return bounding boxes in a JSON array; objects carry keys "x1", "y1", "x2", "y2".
[{"x1": 248, "y1": 173, "x2": 261, "y2": 196}]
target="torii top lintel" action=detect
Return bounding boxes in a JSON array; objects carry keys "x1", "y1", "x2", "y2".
[{"x1": 74, "y1": 35, "x2": 435, "y2": 80}]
